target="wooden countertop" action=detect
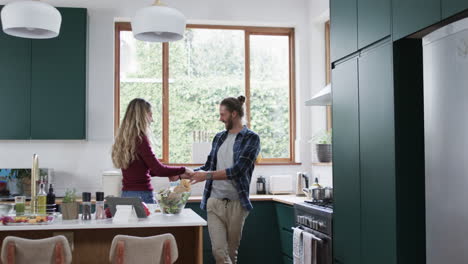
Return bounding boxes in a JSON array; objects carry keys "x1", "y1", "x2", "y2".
[{"x1": 188, "y1": 194, "x2": 307, "y2": 206}]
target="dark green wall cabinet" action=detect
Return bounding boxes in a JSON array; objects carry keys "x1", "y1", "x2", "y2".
[
  {"x1": 0, "y1": 20, "x2": 31, "y2": 140},
  {"x1": 358, "y1": 0, "x2": 391, "y2": 49},
  {"x1": 442, "y1": 0, "x2": 468, "y2": 19},
  {"x1": 331, "y1": 39, "x2": 425, "y2": 264},
  {"x1": 358, "y1": 42, "x2": 396, "y2": 264},
  {"x1": 0, "y1": 7, "x2": 87, "y2": 140},
  {"x1": 330, "y1": 0, "x2": 357, "y2": 62},
  {"x1": 332, "y1": 57, "x2": 360, "y2": 264},
  {"x1": 392, "y1": 0, "x2": 441, "y2": 40}
]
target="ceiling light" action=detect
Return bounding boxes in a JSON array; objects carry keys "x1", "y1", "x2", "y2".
[
  {"x1": 132, "y1": 0, "x2": 186, "y2": 42},
  {"x1": 1, "y1": 0, "x2": 62, "y2": 39}
]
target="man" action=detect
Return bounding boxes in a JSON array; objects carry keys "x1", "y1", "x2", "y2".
[{"x1": 191, "y1": 95, "x2": 261, "y2": 264}]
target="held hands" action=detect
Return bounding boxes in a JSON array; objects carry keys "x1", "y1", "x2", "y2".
[
  {"x1": 190, "y1": 171, "x2": 208, "y2": 185},
  {"x1": 181, "y1": 167, "x2": 195, "y2": 179},
  {"x1": 169, "y1": 168, "x2": 194, "y2": 182}
]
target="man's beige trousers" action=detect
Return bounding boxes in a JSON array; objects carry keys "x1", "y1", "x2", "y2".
[{"x1": 207, "y1": 198, "x2": 250, "y2": 264}]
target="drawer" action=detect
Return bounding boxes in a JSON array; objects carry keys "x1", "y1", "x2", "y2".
[
  {"x1": 275, "y1": 203, "x2": 294, "y2": 231},
  {"x1": 282, "y1": 254, "x2": 293, "y2": 264},
  {"x1": 280, "y1": 229, "x2": 293, "y2": 258}
]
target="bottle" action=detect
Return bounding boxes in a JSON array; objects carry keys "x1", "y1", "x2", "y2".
[
  {"x1": 46, "y1": 184, "x2": 56, "y2": 214},
  {"x1": 256, "y1": 176, "x2": 266, "y2": 195},
  {"x1": 95, "y1": 192, "x2": 106, "y2": 220},
  {"x1": 81, "y1": 192, "x2": 92, "y2": 220},
  {"x1": 37, "y1": 183, "x2": 47, "y2": 215}
]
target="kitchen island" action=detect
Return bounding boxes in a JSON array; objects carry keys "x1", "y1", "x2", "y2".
[{"x1": 0, "y1": 209, "x2": 206, "y2": 264}]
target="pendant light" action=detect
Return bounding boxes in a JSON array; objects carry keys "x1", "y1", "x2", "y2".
[
  {"x1": 132, "y1": 0, "x2": 186, "y2": 42},
  {"x1": 1, "y1": 0, "x2": 61, "y2": 39}
]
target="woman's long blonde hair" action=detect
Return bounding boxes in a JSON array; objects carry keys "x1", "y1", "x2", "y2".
[{"x1": 112, "y1": 98, "x2": 152, "y2": 169}]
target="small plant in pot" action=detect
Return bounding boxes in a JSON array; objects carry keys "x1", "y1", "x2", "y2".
[
  {"x1": 61, "y1": 189, "x2": 79, "y2": 220},
  {"x1": 311, "y1": 130, "x2": 332, "y2": 163}
]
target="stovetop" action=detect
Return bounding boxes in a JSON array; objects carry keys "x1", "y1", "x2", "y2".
[
  {"x1": 294, "y1": 201, "x2": 333, "y2": 236},
  {"x1": 304, "y1": 200, "x2": 334, "y2": 210}
]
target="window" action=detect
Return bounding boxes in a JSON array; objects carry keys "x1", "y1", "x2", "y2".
[{"x1": 115, "y1": 23, "x2": 296, "y2": 164}]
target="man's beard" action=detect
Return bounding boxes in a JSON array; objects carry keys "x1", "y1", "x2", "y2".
[{"x1": 224, "y1": 116, "x2": 234, "y2": 130}]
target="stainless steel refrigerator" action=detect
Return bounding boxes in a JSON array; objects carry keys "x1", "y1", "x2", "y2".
[{"x1": 424, "y1": 17, "x2": 468, "y2": 264}]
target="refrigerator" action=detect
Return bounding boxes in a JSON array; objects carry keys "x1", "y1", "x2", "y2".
[{"x1": 424, "y1": 17, "x2": 468, "y2": 264}]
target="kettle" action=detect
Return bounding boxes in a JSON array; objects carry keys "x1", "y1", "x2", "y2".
[
  {"x1": 295, "y1": 172, "x2": 309, "y2": 196},
  {"x1": 303, "y1": 177, "x2": 325, "y2": 201}
]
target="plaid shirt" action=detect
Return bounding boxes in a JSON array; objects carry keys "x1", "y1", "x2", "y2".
[{"x1": 195, "y1": 126, "x2": 261, "y2": 211}]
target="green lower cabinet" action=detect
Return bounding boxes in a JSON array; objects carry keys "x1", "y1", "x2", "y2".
[
  {"x1": 442, "y1": 0, "x2": 468, "y2": 19},
  {"x1": 186, "y1": 201, "x2": 284, "y2": 264},
  {"x1": 282, "y1": 254, "x2": 293, "y2": 264}
]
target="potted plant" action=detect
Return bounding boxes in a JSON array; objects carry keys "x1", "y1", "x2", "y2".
[
  {"x1": 61, "y1": 189, "x2": 79, "y2": 220},
  {"x1": 311, "y1": 130, "x2": 332, "y2": 163}
]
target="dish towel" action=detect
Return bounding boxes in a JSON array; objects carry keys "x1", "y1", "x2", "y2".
[
  {"x1": 293, "y1": 227, "x2": 304, "y2": 264},
  {"x1": 302, "y1": 232, "x2": 315, "y2": 264}
]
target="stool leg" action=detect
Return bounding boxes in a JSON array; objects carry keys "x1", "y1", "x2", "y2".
[
  {"x1": 116, "y1": 241, "x2": 125, "y2": 264},
  {"x1": 7, "y1": 242, "x2": 15, "y2": 264},
  {"x1": 163, "y1": 239, "x2": 171, "y2": 264},
  {"x1": 55, "y1": 242, "x2": 64, "y2": 264}
]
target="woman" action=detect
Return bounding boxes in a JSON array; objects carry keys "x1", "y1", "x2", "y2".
[{"x1": 112, "y1": 98, "x2": 192, "y2": 203}]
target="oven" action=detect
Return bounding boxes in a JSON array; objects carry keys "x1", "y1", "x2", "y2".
[{"x1": 293, "y1": 202, "x2": 333, "y2": 264}]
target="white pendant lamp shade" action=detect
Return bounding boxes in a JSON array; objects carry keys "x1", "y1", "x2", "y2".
[
  {"x1": 1, "y1": 1, "x2": 62, "y2": 39},
  {"x1": 132, "y1": 4, "x2": 186, "y2": 42}
]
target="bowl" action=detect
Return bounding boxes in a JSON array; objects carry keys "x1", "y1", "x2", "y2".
[
  {"x1": 155, "y1": 191, "x2": 190, "y2": 215},
  {"x1": 0, "y1": 204, "x2": 13, "y2": 216}
]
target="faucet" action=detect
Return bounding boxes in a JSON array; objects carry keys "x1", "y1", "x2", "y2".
[{"x1": 31, "y1": 154, "x2": 39, "y2": 214}]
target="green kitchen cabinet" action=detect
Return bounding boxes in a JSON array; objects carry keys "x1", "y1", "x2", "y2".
[
  {"x1": 0, "y1": 7, "x2": 87, "y2": 140},
  {"x1": 275, "y1": 203, "x2": 294, "y2": 258},
  {"x1": 442, "y1": 0, "x2": 468, "y2": 19},
  {"x1": 186, "y1": 201, "x2": 283, "y2": 264},
  {"x1": 0, "y1": 13, "x2": 31, "y2": 140},
  {"x1": 358, "y1": 0, "x2": 391, "y2": 49},
  {"x1": 31, "y1": 8, "x2": 87, "y2": 139},
  {"x1": 331, "y1": 56, "x2": 360, "y2": 264},
  {"x1": 393, "y1": 0, "x2": 441, "y2": 40},
  {"x1": 330, "y1": 0, "x2": 358, "y2": 62},
  {"x1": 358, "y1": 41, "x2": 396, "y2": 264}
]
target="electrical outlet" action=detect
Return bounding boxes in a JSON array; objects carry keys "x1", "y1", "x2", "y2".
[{"x1": 53, "y1": 231, "x2": 74, "y2": 251}]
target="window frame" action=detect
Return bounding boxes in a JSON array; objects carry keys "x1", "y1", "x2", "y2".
[{"x1": 115, "y1": 22, "x2": 297, "y2": 165}]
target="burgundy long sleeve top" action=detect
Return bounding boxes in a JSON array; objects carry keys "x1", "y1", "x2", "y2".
[{"x1": 121, "y1": 136, "x2": 185, "y2": 191}]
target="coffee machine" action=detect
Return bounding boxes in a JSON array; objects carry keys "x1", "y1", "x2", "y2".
[{"x1": 295, "y1": 172, "x2": 309, "y2": 196}]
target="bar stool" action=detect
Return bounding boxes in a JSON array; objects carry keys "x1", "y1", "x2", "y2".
[
  {"x1": 0, "y1": 235, "x2": 72, "y2": 264},
  {"x1": 109, "y1": 234, "x2": 178, "y2": 264}
]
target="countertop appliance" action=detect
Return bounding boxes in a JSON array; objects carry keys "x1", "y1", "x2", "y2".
[
  {"x1": 269, "y1": 175, "x2": 293, "y2": 194},
  {"x1": 294, "y1": 200, "x2": 333, "y2": 264},
  {"x1": 295, "y1": 172, "x2": 309, "y2": 196}
]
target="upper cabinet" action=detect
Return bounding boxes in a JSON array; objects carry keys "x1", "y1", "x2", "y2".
[
  {"x1": 0, "y1": 18, "x2": 31, "y2": 139},
  {"x1": 31, "y1": 8, "x2": 87, "y2": 139},
  {"x1": 393, "y1": 0, "x2": 441, "y2": 40},
  {"x1": 330, "y1": 0, "x2": 357, "y2": 62},
  {"x1": 358, "y1": 0, "x2": 391, "y2": 49},
  {"x1": 0, "y1": 7, "x2": 87, "y2": 140},
  {"x1": 442, "y1": 0, "x2": 468, "y2": 19}
]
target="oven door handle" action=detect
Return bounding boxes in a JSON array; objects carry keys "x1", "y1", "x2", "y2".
[{"x1": 291, "y1": 226, "x2": 323, "y2": 243}]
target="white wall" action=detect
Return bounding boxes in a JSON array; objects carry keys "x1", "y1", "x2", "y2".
[{"x1": 0, "y1": 0, "x2": 330, "y2": 196}]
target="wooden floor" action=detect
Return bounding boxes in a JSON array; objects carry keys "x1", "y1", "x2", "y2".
[{"x1": 0, "y1": 226, "x2": 203, "y2": 264}]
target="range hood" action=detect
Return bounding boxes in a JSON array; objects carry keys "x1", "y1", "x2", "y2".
[{"x1": 305, "y1": 84, "x2": 331, "y2": 106}]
